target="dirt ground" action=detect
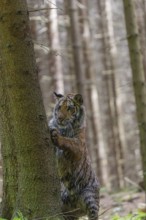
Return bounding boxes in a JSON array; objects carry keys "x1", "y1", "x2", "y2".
[{"x1": 99, "y1": 190, "x2": 146, "y2": 220}]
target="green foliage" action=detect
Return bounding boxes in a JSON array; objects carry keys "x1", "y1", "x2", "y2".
[
  {"x1": 12, "y1": 211, "x2": 27, "y2": 220},
  {"x1": 0, "y1": 211, "x2": 27, "y2": 220},
  {"x1": 112, "y1": 211, "x2": 146, "y2": 220}
]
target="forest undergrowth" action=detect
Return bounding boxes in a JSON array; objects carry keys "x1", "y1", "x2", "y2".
[
  {"x1": 0, "y1": 188, "x2": 145, "y2": 220},
  {"x1": 0, "y1": 189, "x2": 145, "y2": 220},
  {"x1": 99, "y1": 187, "x2": 146, "y2": 220}
]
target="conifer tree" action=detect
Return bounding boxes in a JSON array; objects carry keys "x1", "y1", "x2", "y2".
[
  {"x1": 123, "y1": 0, "x2": 146, "y2": 191},
  {"x1": 0, "y1": 0, "x2": 63, "y2": 218}
]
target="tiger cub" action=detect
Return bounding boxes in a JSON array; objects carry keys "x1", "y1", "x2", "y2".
[{"x1": 49, "y1": 93, "x2": 100, "y2": 220}]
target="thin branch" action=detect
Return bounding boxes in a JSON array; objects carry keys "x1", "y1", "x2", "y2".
[
  {"x1": 99, "y1": 207, "x2": 112, "y2": 217},
  {"x1": 28, "y1": 7, "x2": 58, "y2": 12},
  {"x1": 32, "y1": 208, "x2": 80, "y2": 220},
  {"x1": 33, "y1": 41, "x2": 68, "y2": 61}
]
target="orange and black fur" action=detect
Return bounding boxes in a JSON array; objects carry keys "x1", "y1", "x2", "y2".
[{"x1": 49, "y1": 93, "x2": 100, "y2": 220}]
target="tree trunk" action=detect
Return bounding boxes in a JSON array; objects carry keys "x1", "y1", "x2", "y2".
[
  {"x1": 111, "y1": 0, "x2": 140, "y2": 185},
  {"x1": 47, "y1": 0, "x2": 64, "y2": 94},
  {"x1": 0, "y1": 73, "x2": 18, "y2": 218},
  {"x1": 0, "y1": 0, "x2": 62, "y2": 219},
  {"x1": 123, "y1": 0, "x2": 146, "y2": 191},
  {"x1": 98, "y1": 0, "x2": 123, "y2": 190},
  {"x1": 67, "y1": 0, "x2": 86, "y2": 96},
  {"x1": 135, "y1": 0, "x2": 146, "y2": 79},
  {"x1": 63, "y1": 0, "x2": 77, "y2": 93},
  {"x1": 79, "y1": 0, "x2": 102, "y2": 183}
]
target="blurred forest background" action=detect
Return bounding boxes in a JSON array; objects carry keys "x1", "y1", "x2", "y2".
[
  {"x1": 26, "y1": 0, "x2": 144, "y2": 192},
  {"x1": 0, "y1": 0, "x2": 146, "y2": 202},
  {"x1": 26, "y1": 0, "x2": 145, "y2": 190}
]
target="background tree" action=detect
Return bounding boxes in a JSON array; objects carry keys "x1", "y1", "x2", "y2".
[
  {"x1": 98, "y1": 0, "x2": 123, "y2": 189},
  {"x1": 0, "y1": 0, "x2": 63, "y2": 219},
  {"x1": 27, "y1": 0, "x2": 144, "y2": 191},
  {"x1": 123, "y1": 0, "x2": 146, "y2": 191},
  {"x1": 66, "y1": 0, "x2": 86, "y2": 96}
]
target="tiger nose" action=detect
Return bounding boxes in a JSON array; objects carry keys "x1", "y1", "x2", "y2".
[{"x1": 58, "y1": 115, "x2": 64, "y2": 121}]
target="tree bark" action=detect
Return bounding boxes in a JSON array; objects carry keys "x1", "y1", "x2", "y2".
[
  {"x1": 123, "y1": 0, "x2": 146, "y2": 191},
  {"x1": 135, "y1": 0, "x2": 146, "y2": 79},
  {"x1": 0, "y1": 0, "x2": 62, "y2": 218},
  {"x1": 0, "y1": 72, "x2": 18, "y2": 218}
]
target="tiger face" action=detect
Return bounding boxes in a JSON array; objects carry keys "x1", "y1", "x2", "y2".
[{"x1": 54, "y1": 92, "x2": 83, "y2": 126}]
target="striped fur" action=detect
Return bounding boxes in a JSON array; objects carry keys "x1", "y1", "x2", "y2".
[{"x1": 49, "y1": 93, "x2": 100, "y2": 220}]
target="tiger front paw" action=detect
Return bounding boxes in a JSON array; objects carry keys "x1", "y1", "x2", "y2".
[{"x1": 50, "y1": 129, "x2": 59, "y2": 145}]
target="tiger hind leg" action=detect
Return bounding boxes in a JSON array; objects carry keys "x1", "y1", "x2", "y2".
[
  {"x1": 81, "y1": 189, "x2": 99, "y2": 220},
  {"x1": 61, "y1": 191, "x2": 78, "y2": 220}
]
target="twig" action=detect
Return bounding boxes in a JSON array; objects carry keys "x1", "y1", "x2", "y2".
[
  {"x1": 124, "y1": 177, "x2": 144, "y2": 191},
  {"x1": 99, "y1": 207, "x2": 112, "y2": 216},
  {"x1": 32, "y1": 208, "x2": 80, "y2": 220},
  {"x1": 28, "y1": 7, "x2": 58, "y2": 12}
]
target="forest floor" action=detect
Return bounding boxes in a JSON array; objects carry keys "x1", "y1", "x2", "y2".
[{"x1": 99, "y1": 189, "x2": 146, "y2": 220}]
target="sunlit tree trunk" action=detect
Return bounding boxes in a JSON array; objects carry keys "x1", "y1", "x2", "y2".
[
  {"x1": 123, "y1": 0, "x2": 146, "y2": 191},
  {"x1": 67, "y1": 0, "x2": 86, "y2": 96},
  {"x1": 79, "y1": 0, "x2": 102, "y2": 183},
  {"x1": 111, "y1": 0, "x2": 140, "y2": 185},
  {"x1": 135, "y1": 0, "x2": 146, "y2": 79},
  {"x1": 98, "y1": 0, "x2": 124, "y2": 190},
  {"x1": 63, "y1": 0, "x2": 76, "y2": 93},
  {"x1": 86, "y1": 0, "x2": 109, "y2": 186},
  {"x1": 48, "y1": 0, "x2": 64, "y2": 94},
  {"x1": 0, "y1": 0, "x2": 63, "y2": 218}
]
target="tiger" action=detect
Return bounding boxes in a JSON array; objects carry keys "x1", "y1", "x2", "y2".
[{"x1": 49, "y1": 93, "x2": 100, "y2": 220}]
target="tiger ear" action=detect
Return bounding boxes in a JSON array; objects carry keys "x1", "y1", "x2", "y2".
[
  {"x1": 74, "y1": 94, "x2": 83, "y2": 105},
  {"x1": 54, "y1": 92, "x2": 64, "y2": 99}
]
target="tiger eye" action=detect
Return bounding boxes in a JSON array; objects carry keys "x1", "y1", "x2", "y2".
[{"x1": 67, "y1": 106, "x2": 75, "y2": 113}]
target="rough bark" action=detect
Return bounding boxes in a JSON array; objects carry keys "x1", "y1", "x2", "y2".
[
  {"x1": 28, "y1": 0, "x2": 54, "y2": 115},
  {"x1": 0, "y1": 70, "x2": 18, "y2": 218},
  {"x1": 135, "y1": 0, "x2": 146, "y2": 79},
  {"x1": 123, "y1": 0, "x2": 146, "y2": 191},
  {"x1": 0, "y1": 0, "x2": 62, "y2": 218}
]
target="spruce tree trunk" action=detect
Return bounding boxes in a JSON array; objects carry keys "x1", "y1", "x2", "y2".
[
  {"x1": 79, "y1": 0, "x2": 102, "y2": 183},
  {"x1": 98, "y1": 0, "x2": 123, "y2": 190},
  {"x1": 67, "y1": 0, "x2": 86, "y2": 96},
  {"x1": 123, "y1": 0, "x2": 146, "y2": 191},
  {"x1": 0, "y1": 0, "x2": 62, "y2": 219},
  {"x1": 48, "y1": 0, "x2": 64, "y2": 94},
  {"x1": 0, "y1": 71, "x2": 18, "y2": 218}
]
